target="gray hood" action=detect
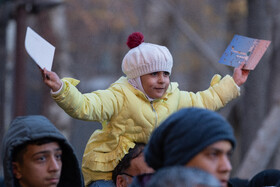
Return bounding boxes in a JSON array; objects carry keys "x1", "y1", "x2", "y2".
[{"x1": 1, "y1": 115, "x2": 84, "y2": 187}]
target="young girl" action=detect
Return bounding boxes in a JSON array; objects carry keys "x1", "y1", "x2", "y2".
[{"x1": 42, "y1": 32, "x2": 249, "y2": 186}]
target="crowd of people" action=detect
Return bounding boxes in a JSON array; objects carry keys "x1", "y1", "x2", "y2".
[{"x1": 1, "y1": 32, "x2": 278, "y2": 187}]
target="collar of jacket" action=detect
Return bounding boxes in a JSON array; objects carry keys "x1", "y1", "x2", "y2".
[{"x1": 113, "y1": 76, "x2": 178, "y2": 102}]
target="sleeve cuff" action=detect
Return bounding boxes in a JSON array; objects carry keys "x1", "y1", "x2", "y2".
[
  {"x1": 233, "y1": 81, "x2": 241, "y2": 92},
  {"x1": 50, "y1": 80, "x2": 64, "y2": 95}
]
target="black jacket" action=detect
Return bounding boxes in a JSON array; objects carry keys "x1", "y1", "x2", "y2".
[{"x1": 1, "y1": 115, "x2": 84, "y2": 187}]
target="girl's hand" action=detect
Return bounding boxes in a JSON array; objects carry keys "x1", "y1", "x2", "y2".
[
  {"x1": 233, "y1": 62, "x2": 250, "y2": 86},
  {"x1": 40, "y1": 68, "x2": 62, "y2": 92}
]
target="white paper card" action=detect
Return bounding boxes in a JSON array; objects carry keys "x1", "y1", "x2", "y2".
[{"x1": 25, "y1": 27, "x2": 55, "y2": 71}]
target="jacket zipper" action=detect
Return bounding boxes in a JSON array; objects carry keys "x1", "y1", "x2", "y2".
[{"x1": 150, "y1": 101, "x2": 158, "y2": 127}]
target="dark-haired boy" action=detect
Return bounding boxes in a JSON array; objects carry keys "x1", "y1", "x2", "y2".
[{"x1": 1, "y1": 115, "x2": 84, "y2": 187}]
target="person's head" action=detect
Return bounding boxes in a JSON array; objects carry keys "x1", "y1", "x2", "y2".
[
  {"x1": 12, "y1": 138, "x2": 62, "y2": 187},
  {"x1": 112, "y1": 143, "x2": 154, "y2": 187},
  {"x1": 248, "y1": 169, "x2": 280, "y2": 187},
  {"x1": 146, "y1": 166, "x2": 222, "y2": 187},
  {"x1": 144, "y1": 108, "x2": 236, "y2": 187},
  {"x1": 1, "y1": 115, "x2": 84, "y2": 187},
  {"x1": 122, "y1": 32, "x2": 173, "y2": 99}
]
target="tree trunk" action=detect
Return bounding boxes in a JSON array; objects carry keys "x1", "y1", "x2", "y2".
[
  {"x1": 236, "y1": 105, "x2": 280, "y2": 178},
  {"x1": 0, "y1": 3, "x2": 8, "y2": 177},
  {"x1": 238, "y1": 0, "x2": 272, "y2": 159},
  {"x1": 38, "y1": 7, "x2": 73, "y2": 139},
  {"x1": 234, "y1": 0, "x2": 280, "y2": 178}
]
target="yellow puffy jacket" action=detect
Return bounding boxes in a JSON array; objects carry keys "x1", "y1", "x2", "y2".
[{"x1": 52, "y1": 74, "x2": 239, "y2": 185}]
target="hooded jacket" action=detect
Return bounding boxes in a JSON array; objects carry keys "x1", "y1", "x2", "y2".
[
  {"x1": 51, "y1": 74, "x2": 239, "y2": 185},
  {"x1": 1, "y1": 115, "x2": 84, "y2": 187}
]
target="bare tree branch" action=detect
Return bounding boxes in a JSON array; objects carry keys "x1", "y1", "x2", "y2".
[
  {"x1": 236, "y1": 104, "x2": 280, "y2": 179},
  {"x1": 149, "y1": 0, "x2": 231, "y2": 75}
]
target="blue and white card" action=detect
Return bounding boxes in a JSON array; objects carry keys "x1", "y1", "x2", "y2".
[{"x1": 219, "y1": 35, "x2": 271, "y2": 70}]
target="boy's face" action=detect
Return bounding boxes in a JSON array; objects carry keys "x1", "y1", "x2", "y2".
[
  {"x1": 140, "y1": 71, "x2": 170, "y2": 99},
  {"x1": 12, "y1": 142, "x2": 62, "y2": 187},
  {"x1": 185, "y1": 141, "x2": 233, "y2": 187}
]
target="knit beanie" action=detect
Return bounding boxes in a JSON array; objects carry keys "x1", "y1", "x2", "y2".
[
  {"x1": 122, "y1": 32, "x2": 173, "y2": 79},
  {"x1": 248, "y1": 169, "x2": 280, "y2": 187},
  {"x1": 144, "y1": 108, "x2": 236, "y2": 171}
]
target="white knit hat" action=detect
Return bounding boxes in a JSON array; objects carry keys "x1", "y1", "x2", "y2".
[{"x1": 122, "y1": 32, "x2": 173, "y2": 79}]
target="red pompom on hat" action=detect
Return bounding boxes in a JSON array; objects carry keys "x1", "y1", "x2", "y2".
[{"x1": 126, "y1": 32, "x2": 144, "y2": 49}]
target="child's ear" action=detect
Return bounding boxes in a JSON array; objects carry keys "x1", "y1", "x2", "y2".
[
  {"x1": 12, "y1": 162, "x2": 22, "y2": 179},
  {"x1": 116, "y1": 175, "x2": 127, "y2": 187}
]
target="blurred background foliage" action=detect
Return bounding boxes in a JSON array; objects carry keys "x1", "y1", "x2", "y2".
[{"x1": 1, "y1": 0, "x2": 280, "y2": 180}]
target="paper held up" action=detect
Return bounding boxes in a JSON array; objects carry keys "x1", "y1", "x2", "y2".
[
  {"x1": 219, "y1": 35, "x2": 271, "y2": 70},
  {"x1": 25, "y1": 27, "x2": 55, "y2": 71}
]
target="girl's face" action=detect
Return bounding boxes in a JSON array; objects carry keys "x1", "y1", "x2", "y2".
[{"x1": 140, "y1": 71, "x2": 170, "y2": 99}]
